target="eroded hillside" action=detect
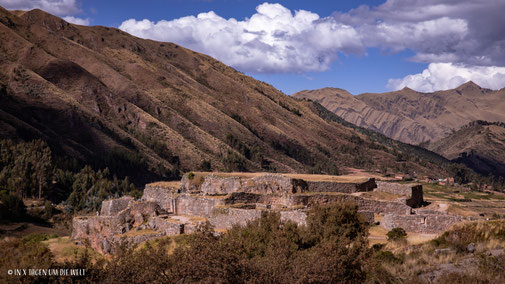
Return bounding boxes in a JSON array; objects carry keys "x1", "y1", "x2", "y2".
[
  {"x1": 428, "y1": 121, "x2": 505, "y2": 177},
  {"x1": 293, "y1": 83, "x2": 505, "y2": 145}
]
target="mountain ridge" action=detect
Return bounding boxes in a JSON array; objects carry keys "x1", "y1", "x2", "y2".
[
  {"x1": 427, "y1": 121, "x2": 505, "y2": 177},
  {"x1": 0, "y1": 6, "x2": 455, "y2": 187},
  {"x1": 293, "y1": 82, "x2": 505, "y2": 145}
]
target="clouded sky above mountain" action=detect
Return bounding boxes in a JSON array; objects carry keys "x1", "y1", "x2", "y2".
[{"x1": 2, "y1": 0, "x2": 505, "y2": 94}]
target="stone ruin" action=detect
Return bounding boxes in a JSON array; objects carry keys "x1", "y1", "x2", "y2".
[{"x1": 72, "y1": 173, "x2": 472, "y2": 253}]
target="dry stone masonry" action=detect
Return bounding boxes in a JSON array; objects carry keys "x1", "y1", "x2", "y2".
[{"x1": 72, "y1": 173, "x2": 473, "y2": 253}]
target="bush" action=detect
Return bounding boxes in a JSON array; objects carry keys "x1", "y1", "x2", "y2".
[
  {"x1": 387, "y1": 227, "x2": 407, "y2": 241},
  {"x1": 82, "y1": 203, "x2": 378, "y2": 282},
  {"x1": 187, "y1": 172, "x2": 195, "y2": 180},
  {"x1": 42, "y1": 201, "x2": 54, "y2": 220},
  {"x1": 22, "y1": 233, "x2": 58, "y2": 244}
]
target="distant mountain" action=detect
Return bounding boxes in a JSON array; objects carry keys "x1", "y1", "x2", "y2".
[
  {"x1": 0, "y1": 7, "x2": 453, "y2": 186},
  {"x1": 427, "y1": 121, "x2": 505, "y2": 177},
  {"x1": 293, "y1": 83, "x2": 505, "y2": 145}
]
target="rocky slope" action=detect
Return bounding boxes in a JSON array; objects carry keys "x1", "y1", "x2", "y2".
[
  {"x1": 428, "y1": 121, "x2": 505, "y2": 177},
  {"x1": 0, "y1": 7, "x2": 451, "y2": 185},
  {"x1": 293, "y1": 83, "x2": 505, "y2": 145}
]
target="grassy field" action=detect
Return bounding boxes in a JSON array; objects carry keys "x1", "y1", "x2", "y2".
[
  {"x1": 43, "y1": 237, "x2": 105, "y2": 263},
  {"x1": 421, "y1": 182, "x2": 505, "y2": 217},
  {"x1": 368, "y1": 225, "x2": 438, "y2": 246}
]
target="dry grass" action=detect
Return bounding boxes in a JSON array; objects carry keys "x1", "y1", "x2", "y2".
[
  {"x1": 447, "y1": 203, "x2": 478, "y2": 216},
  {"x1": 359, "y1": 191, "x2": 402, "y2": 201},
  {"x1": 368, "y1": 225, "x2": 438, "y2": 247},
  {"x1": 374, "y1": 213, "x2": 384, "y2": 223},
  {"x1": 174, "y1": 215, "x2": 207, "y2": 223},
  {"x1": 43, "y1": 237, "x2": 104, "y2": 263},
  {"x1": 376, "y1": 219, "x2": 505, "y2": 281},
  {"x1": 368, "y1": 225, "x2": 388, "y2": 246},
  {"x1": 146, "y1": 181, "x2": 181, "y2": 188},
  {"x1": 185, "y1": 172, "x2": 371, "y2": 183},
  {"x1": 405, "y1": 232, "x2": 438, "y2": 245},
  {"x1": 342, "y1": 167, "x2": 395, "y2": 181},
  {"x1": 136, "y1": 235, "x2": 178, "y2": 254}
]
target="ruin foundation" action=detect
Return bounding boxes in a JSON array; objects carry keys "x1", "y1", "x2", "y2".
[{"x1": 72, "y1": 173, "x2": 472, "y2": 253}]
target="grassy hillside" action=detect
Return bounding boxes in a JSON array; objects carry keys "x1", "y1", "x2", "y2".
[
  {"x1": 428, "y1": 121, "x2": 505, "y2": 178},
  {"x1": 0, "y1": 6, "x2": 453, "y2": 191}
]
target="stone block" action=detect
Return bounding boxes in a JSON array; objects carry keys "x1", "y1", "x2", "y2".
[{"x1": 381, "y1": 213, "x2": 468, "y2": 233}]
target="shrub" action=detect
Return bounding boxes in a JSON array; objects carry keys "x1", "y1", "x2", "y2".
[
  {"x1": 187, "y1": 172, "x2": 195, "y2": 180},
  {"x1": 22, "y1": 233, "x2": 58, "y2": 244},
  {"x1": 90, "y1": 203, "x2": 376, "y2": 282},
  {"x1": 42, "y1": 201, "x2": 54, "y2": 220},
  {"x1": 387, "y1": 227, "x2": 407, "y2": 241}
]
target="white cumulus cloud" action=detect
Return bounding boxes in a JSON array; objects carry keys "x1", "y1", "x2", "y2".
[
  {"x1": 119, "y1": 3, "x2": 363, "y2": 73},
  {"x1": 334, "y1": 0, "x2": 505, "y2": 67},
  {"x1": 387, "y1": 63, "x2": 505, "y2": 92},
  {"x1": 114, "y1": 1, "x2": 505, "y2": 90},
  {"x1": 63, "y1": 16, "x2": 89, "y2": 25},
  {"x1": 0, "y1": 0, "x2": 80, "y2": 16}
]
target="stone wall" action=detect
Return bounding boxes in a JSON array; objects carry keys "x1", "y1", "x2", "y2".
[
  {"x1": 209, "y1": 208, "x2": 262, "y2": 229},
  {"x1": 142, "y1": 185, "x2": 177, "y2": 212},
  {"x1": 376, "y1": 182, "x2": 424, "y2": 208},
  {"x1": 175, "y1": 195, "x2": 224, "y2": 217},
  {"x1": 223, "y1": 192, "x2": 262, "y2": 205},
  {"x1": 100, "y1": 196, "x2": 133, "y2": 216},
  {"x1": 287, "y1": 194, "x2": 412, "y2": 215},
  {"x1": 304, "y1": 178, "x2": 376, "y2": 193},
  {"x1": 148, "y1": 217, "x2": 184, "y2": 235},
  {"x1": 182, "y1": 173, "x2": 377, "y2": 196},
  {"x1": 376, "y1": 182, "x2": 415, "y2": 196},
  {"x1": 198, "y1": 174, "x2": 306, "y2": 195},
  {"x1": 120, "y1": 201, "x2": 166, "y2": 226},
  {"x1": 415, "y1": 208, "x2": 447, "y2": 215},
  {"x1": 209, "y1": 208, "x2": 308, "y2": 229},
  {"x1": 73, "y1": 172, "x2": 475, "y2": 254},
  {"x1": 200, "y1": 175, "x2": 243, "y2": 194},
  {"x1": 381, "y1": 214, "x2": 468, "y2": 234},
  {"x1": 71, "y1": 215, "x2": 126, "y2": 254},
  {"x1": 246, "y1": 175, "x2": 304, "y2": 194}
]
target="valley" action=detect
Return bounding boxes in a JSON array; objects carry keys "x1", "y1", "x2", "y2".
[{"x1": 1, "y1": 4, "x2": 505, "y2": 283}]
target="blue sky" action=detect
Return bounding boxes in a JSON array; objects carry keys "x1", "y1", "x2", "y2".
[{"x1": 3, "y1": 0, "x2": 505, "y2": 94}]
